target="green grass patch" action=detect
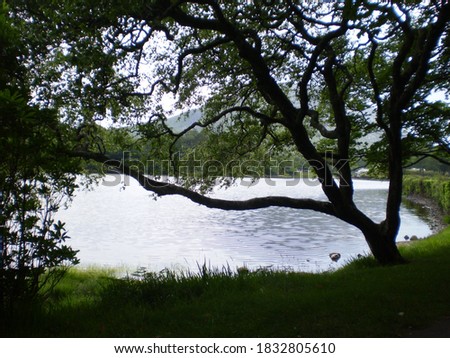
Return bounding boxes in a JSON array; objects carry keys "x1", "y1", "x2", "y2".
[
  {"x1": 2, "y1": 228, "x2": 450, "y2": 337},
  {"x1": 403, "y1": 175, "x2": 450, "y2": 213}
]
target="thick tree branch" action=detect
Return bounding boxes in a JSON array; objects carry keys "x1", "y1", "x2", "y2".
[
  {"x1": 167, "y1": 2, "x2": 299, "y2": 122},
  {"x1": 399, "y1": 4, "x2": 450, "y2": 109},
  {"x1": 367, "y1": 37, "x2": 389, "y2": 133},
  {"x1": 70, "y1": 150, "x2": 337, "y2": 216},
  {"x1": 308, "y1": 109, "x2": 338, "y2": 139},
  {"x1": 321, "y1": 55, "x2": 353, "y2": 198}
]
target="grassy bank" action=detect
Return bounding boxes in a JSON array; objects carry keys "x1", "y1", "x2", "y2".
[
  {"x1": 2, "y1": 227, "x2": 450, "y2": 337},
  {"x1": 403, "y1": 175, "x2": 450, "y2": 214}
]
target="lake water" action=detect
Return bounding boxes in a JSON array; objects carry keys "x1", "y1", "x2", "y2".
[{"x1": 57, "y1": 175, "x2": 431, "y2": 273}]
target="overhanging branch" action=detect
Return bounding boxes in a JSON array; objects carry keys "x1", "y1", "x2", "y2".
[{"x1": 71, "y1": 150, "x2": 337, "y2": 216}]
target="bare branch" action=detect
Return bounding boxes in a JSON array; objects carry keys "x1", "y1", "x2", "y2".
[
  {"x1": 405, "y1": 152, "x2": 450, "y2": 167},
  {"x1": 167, "y1": 105, "x2": 282, "y2": 157},
  {"x1": 173, "y1": 36, "x2": 231, "y2": 93}
]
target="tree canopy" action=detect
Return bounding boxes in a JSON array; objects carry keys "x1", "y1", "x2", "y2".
[{"x1": 6, "y1": 0, "x2": 450, "y2": 264}]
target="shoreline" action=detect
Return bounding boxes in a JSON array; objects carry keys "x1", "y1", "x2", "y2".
[{"x1": 404, "y1": 193, "x2": 447, "y2": 234}]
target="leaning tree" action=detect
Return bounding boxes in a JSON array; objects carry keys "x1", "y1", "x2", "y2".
[{"x1": 9, "y1": 0, "x2": 450, "y2": 264}]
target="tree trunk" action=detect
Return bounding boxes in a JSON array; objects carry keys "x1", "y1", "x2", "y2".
[{"x1": 362, "y1": 226, "x2": 405, "y2": 265}]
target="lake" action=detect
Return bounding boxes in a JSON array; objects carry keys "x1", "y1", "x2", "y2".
[{"x1": 56, "y1": 175, "x2": 431, "y2": 273}]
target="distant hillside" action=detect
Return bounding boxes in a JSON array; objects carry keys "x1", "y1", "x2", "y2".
[
  {"x1": 166, "y1": 105, "x2": 382, "y2": 148},
  {"x1": 166, "y1": 108, "x2": 203, "y2": 132}
]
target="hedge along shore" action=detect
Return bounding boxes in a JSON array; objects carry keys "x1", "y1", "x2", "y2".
[{"x1": 403, "y1": 175, "x2": 450, "y2": 233}]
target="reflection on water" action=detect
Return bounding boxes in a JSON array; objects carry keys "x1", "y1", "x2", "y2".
[{"x1": 57, "y1": 176, "x2": 432, "y2": 272}]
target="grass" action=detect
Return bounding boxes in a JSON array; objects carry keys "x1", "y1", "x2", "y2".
[
  {"x1": 2, "y1": 227, "x2": 450, "y2": 337},
  {"x1": 403, "y1": 175, "x2": 450, "y2": 213}
]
